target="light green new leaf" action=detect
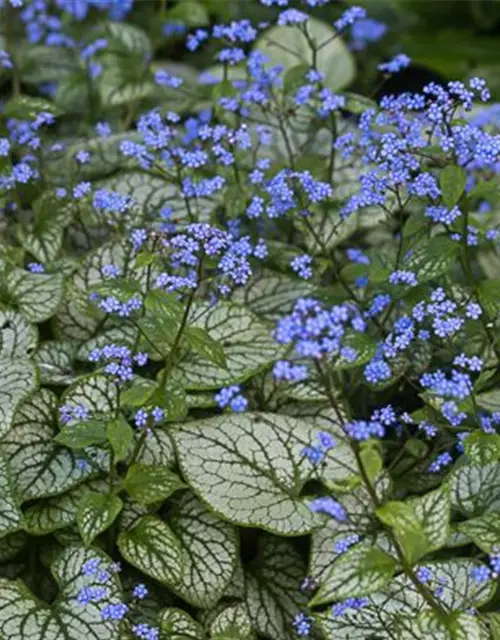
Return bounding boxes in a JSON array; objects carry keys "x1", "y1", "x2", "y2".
[
  {"x1": 117, "y1": 515, "x2": 183, "y2": 587},
  {"x1": 459, "y1": 511, "x2": 500, "y2": 554},
  {"x1": 169, "y1": 492, "x2": 238, "y2": 608},
  {"x1": 176, "y1": 302, "x2": 284, "y2": 389},
  {"x1": 0, "y1": 390, "x2": 93, "y2": 501},
  {"x1": 159, "y1": 608, "x2": 205, "y2": 640},
  {"x1": 254, "y1": 17, "x2": 355, "y2": 92},
  {"x1": 56, "y1": 420, "x2": 108, "y2": 450},
  {"x1": 123, "y1": 463, "x2": 185, "y2": 505},
  {"x1": 245, "y1": 538, "x2": 308, "y2": 640},
  {"x1": 0, "y1": 359, "x2": 37, "y2": 437},
  {"x1": 107, "y1": 415, "x2": 134, "y2": 462},
  {"x1": 0, "y1": 546, "x2": 123, "y2": 640},
  {"x1": 0, "y1": 454, "x2": 23, "y2": 537},
  {"x1": 173, "y1": 412, "x2": 326, "y2": 535},
  {"x1": 77, "y1": 492, "x2": 123, "y2": 546},
  {"x1": 6, "y1": 268, "x2": 65, "y2": 322},
  {"x1": 310, "y1": 543, "x2": 395, "y2": 606},
  {"x1": 439, "y1": 164, "x2": 467, "y2": 209},
  {"x1": 120, "y1": 378, "x2": 157, "y2": 408}
]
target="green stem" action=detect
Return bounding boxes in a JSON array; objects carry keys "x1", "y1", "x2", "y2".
[{"x1": 317, "y1": 361, "x2": 449, "y2": 620}]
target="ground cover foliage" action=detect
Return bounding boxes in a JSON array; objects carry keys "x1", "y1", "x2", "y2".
[{"x1": 2, "y1": 1, "x2": 500, "y2": 639}]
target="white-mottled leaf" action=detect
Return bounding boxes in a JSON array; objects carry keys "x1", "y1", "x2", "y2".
[
  {"x1": 173, "y1": 412, "x2": 326, "y2": 535},
  {"x1": 0, "y1": 310, "x2": 38, "y2": 359},
  {"x1": 7, "y1": 268, "x2": 64, "y2": 322},
  {"x1": 0, "y1": 360, "x2": 37, "y2": 438},
  {"x1": 117, "y1": 515, "x2": 183, "y2": 587},
  {"x1": 232, "y1": 271, "x2": 314, "y2": 322},
  {"x1": 24, "y1": 480, "x2": 106, "y2": 535},
  {"x1": 245, "y1": 538, "x2": 308, "y2": 640},
  {"x1": 450, "y1": 463, "x2": 500, "y2": 516},
  {"x1": 35, "y1": 341, "x2": 76, "y2": 385},
  {"x1": 61, "y1": 374, "x2": 118, "y2": 421},
  {"x1": 254, "y1": 17, "x2": 355, "y2": 92},
  {"x1": 77, "y1": 492, "x2": 123, "y2": 546},
  {"x1": 0, "y1": 455, "x2": 23, "y2": 537},
  {"x1": 175, "y1": 302, "x2": 284, "y2": 389},
  {"x1": 0, "y1": 546, "x2": 123, "y2": 640},
  {"x1": 310, "y1": 543, "x2": 395, "y2": 606},
  {"x1": 210, "y1": 602, "x2": 255, "y2": 640},
  {"x1": 0, "y1": 390, "x2": 93, "y2": 501},
  {"x1": 159, "y1": 608, "x2": 205, "y2": 640},
  {"x1": 169, "y1": 492, "x2": 238, "y2": 608}
]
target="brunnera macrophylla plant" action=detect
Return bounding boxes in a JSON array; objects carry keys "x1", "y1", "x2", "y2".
[{"x1": 1, "y1": 0, "x2": 500, "y2": 639}]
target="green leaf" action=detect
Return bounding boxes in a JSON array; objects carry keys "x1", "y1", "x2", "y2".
[
  {"x1": 107, "y1": 415, "x2": 134, "y2": 462},
  {"x1": 77, "y1": 492, "x2": 123, "y2": 546},
  {"x1": 167, "y1": 0, "x2": 209, "y2": 25},
  {"x1": 0, "y1": 358, "x2": 37, "y2": 437},
  {"x1": 376, "y1": 500, "x2": 421, "y2": 530},
  {"x1": 0, "y1": 546, "x2": 123, "y2": 640},
  {"x1": 459, "y1": 511, "x2": 500, "y2": 554},
  {"x1": 150, "y1": 379, "x2": 188, "y2": 422},
  {"x1": 173, "y1": 412, "x2": 328, "y2": 535},
  {"x1": 184, "y1": 327, "x2": 227, "y2": 369},
  {"x1": 0, "y1": 454, "x2": 23, "y2": 537},
  {"x1": 404, "y1": 235, "x2": 458, "y2": 282},
  {"x1": 310, "y1": 543, "x2": 395, "y2": 606},
  {"x1": 2, "y1": 95, "x2": 63, "y2": 119},
  {"x1": 478, "y1": 279, "x2": 500, "y2": 318},
  {"x1": 123, "y1": 463, "x2": 185, "y2": 505},
  {"x1": 487, "y1": 613, "x2": 500, "y2": 639},
  {"x1": 359, "y1": 442, "x2": 383, "y2": 484},
  {"x1": 175, "y1": 302, "x2": 283, "y2": 389},
  {"x1": 120, "y1": 378, "x2": 157, "y2": 407},
  {"x1": 245, "y1": 538, "x2": 308, "y2": 640},
  {"x1": 6, "y1": 268, "x2": 65, "y2": 322},
  {"x1": 169, "y1": 492, "x2": 238, "y2": 608},
  {"x1": 0, "y1": 390, "x2": 93, "y2": 501},
  {"x1": 439, "y1": 164, "x2": 467, "y2": 209},
  {"x1": 159, "y1": 608, "x2": 205, "y2": 640},
  {"x1": 254, "y1": 17, "x2": 355, "y2": 92},
  {"x1": 55, "y1": 420, "x2": 108, "y2": 450},
  {"x1": 117, "y1": 514, "x2": 183, "y2": 587},
  {"x1": 283, "y1": 63, "x2": 310, "y2": 95}
]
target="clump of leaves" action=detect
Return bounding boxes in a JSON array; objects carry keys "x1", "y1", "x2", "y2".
[{"x1": 1, "y1": 1, "x2": 500, "y2": 640}]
